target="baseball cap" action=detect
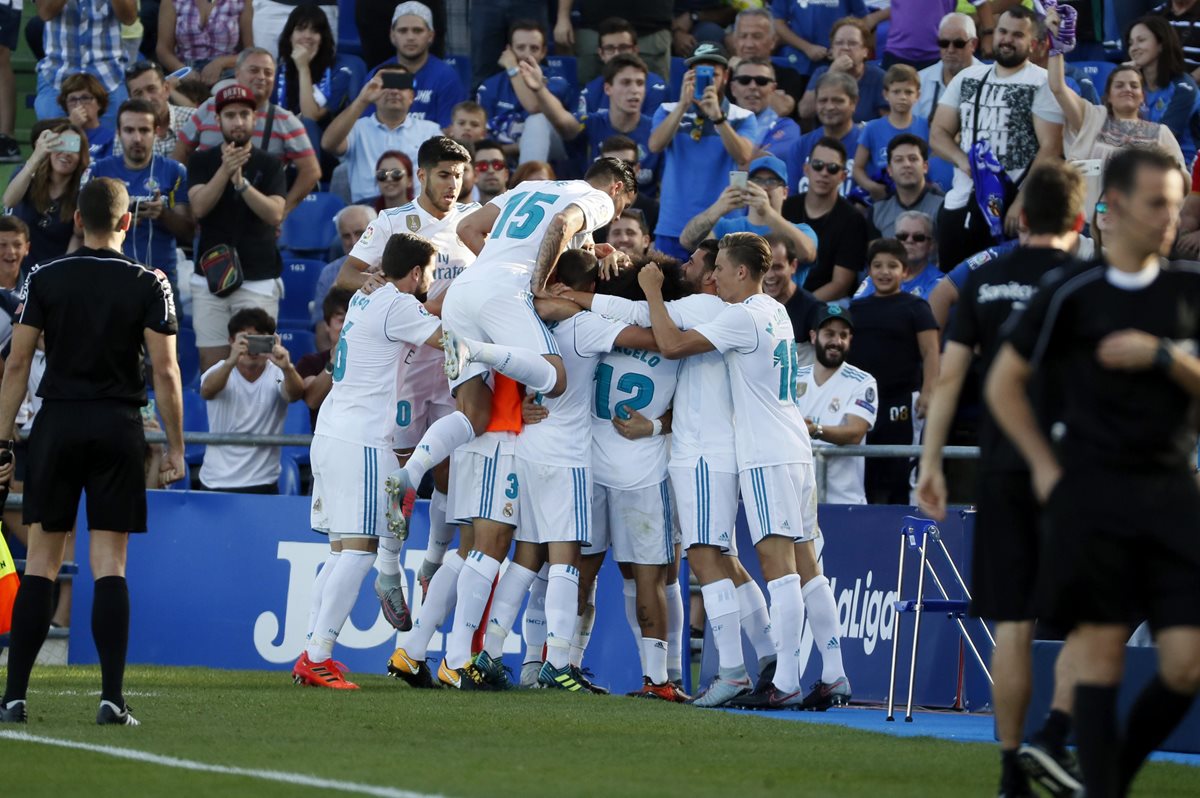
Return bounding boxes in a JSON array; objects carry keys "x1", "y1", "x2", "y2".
[
  {"x1": 214, "y1": 83, "x2": 256, "y2": 114},
  {"x1": 748, "y1": 155, "x2": 787, "y2": 186},
  {"x1": 392, "y1": 1, "x2": 434, "y2": 30},
  {"x1": 686, "y1": 42, "x2": 729, "y2": 67},
  {"x1": 812, "y1": 303, "x2": 854, "y2": 331}
]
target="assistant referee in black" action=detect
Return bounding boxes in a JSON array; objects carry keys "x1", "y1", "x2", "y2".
[{"x1": 0, "y1": 177, "x2": 185, "y2": 727}]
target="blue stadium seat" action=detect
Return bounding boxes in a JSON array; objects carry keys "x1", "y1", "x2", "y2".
[
  {"x1": 176, "y1": 327, "x2": 200, "y2": 388},
  {"x1": 336, "y1": 0, "x2": 362, "y2": 57},
  {"x1": 282, "y1": 398, "x2": 313, "y2": 467},
  {"x1": 279, "y1": 257, "x2": 326, "y2": 328},
  {"x1": 278, "y1": 452, "x2": 303, "y2": 495},
  {"x1": 444, "y1": 54, "x2": 473, "y2": 92},
  {"x1": 277, "y1": 328, "x2": 316, "y2": 365},
  {"x1": 279, "y1": 192, "x2": 345, "y2": 254},
  {"x1": 335, "y1": 52, "x2": 367, "y2": 97},
  {"x1": 1070, "y1": 60, "x2": 1117, "y2": 89},
  {"x1": 182, "y1": 388, "x2": 208, "y2": 467},
  {"x1": 670, "y1": 57, "x2": 688, "y2": 98}
]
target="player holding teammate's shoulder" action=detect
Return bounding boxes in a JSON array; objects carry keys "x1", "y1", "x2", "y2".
[
  {"x1": 986, "y1": 146, "x2": 1200, "y2": 798},
  {"x1": 638, "y1": 232, "x2": 819, "y2": 709},
  {"x1": 294, "y1": 232, "x2": 443, "y2": 691}
]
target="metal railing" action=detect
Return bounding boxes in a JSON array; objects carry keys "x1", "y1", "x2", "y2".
[{"x1": 813, "y1": 445, "x2": 980, "y2": 503}]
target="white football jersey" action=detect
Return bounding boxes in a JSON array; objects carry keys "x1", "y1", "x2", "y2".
[
  {"x1": 591, "y1": 339, "x2": 681, "y2": 490},
  {"x1": 796, "y1": 362, "x2": 878, "y2": 505},
  {"x1": 348, "y1": 199, "x2": 480, "y2": 298},
  {"x1": 517, "y1": 311, "x2": 625, "y2": 467},
  {"x1": 592, "y1": 293, "x2": 736, "y2": 473},
  {"x1": 455, "y1": 180, "x2": 615, "y2": 290},
  {"x1": 695, "y1": 294, "x2": 812, "y2": 469},
  {"x1": 315, "y1": 285, "x2": 440, "y2": 449}
]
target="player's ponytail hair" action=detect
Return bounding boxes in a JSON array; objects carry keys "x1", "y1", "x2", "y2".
[
  {"x1": 382, "y1": 232, "x2": 437, "y2": 280},
  {"x1": 718, "y1": 232, "x2": 771, "y2": 279}
]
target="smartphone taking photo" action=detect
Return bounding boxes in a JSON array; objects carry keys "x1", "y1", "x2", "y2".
[{"x1": 246, "y1": 335, "x2": 275, "y2": 355}]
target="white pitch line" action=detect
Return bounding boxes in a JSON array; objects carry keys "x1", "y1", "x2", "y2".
[{"x1": 0, "y1": 731, "x2": 443, "y2": 798}]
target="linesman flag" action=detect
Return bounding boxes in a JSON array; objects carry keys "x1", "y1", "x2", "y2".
[{"x1": 0, "y1": 532, "x2": 17, "y2": 636}]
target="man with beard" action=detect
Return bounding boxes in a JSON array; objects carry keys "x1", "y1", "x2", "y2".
[
  {"x1": 334, "y1": 136, "x2": 477, "y2": 637},
  {"x1": 797, "y1": 305, "x2": 876, "y2": 506},
  {"x1": 173, "y1": 48, "x2": 320, "y2": 216},
  {"x1": 117, "y1": 62, "x2": 197, "y2": 158},
  {"x1": 930, "y1": 6, "x2": 1064, "y2": 269},
  {"x1": 89, "y1": 99, "x2": 194, "y2": 293},
  {"x1": 187, "y1": 84, "x2": 288, "y2": 372}
]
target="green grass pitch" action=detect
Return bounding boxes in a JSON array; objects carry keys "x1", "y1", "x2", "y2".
[{"x1": 2, "y1": 666, "x2": 1199, "y2": 797}]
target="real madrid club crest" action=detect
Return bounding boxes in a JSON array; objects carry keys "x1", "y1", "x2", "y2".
[
  {"x1": 406, "y1": 214, "x2": 421, "y2": 233},
  {"x1": 829, "y1": 398, "x2": 841, "y2": 413},
  {"x1": 503, "y1": 502, "x2": 514, "y2": 518}
]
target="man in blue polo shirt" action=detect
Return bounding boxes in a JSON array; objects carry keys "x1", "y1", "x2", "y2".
[
  {"x1": 372, "y1": 1, "x2": 466, "y2": 128},
  {"x1": 88, "y1": 98, "x2": 193, "y2": 292},
  {"x1": 647, "y1": 42, "x2": 756, "y2": 260},
  {"x1": 575, "y1": 17, "x2": 668, "y2": 118},
  {"x1": 476, "y1": 20, "x2": 575, "y2": 152},
  {"x1": 518, "y1": 53, "x2": 660, "y2": 191},
  {"x1": 728, "y1": 57, "x2": 800, "y2": 157},
  {"x1": 784, "y1": 71, "x2": 864, "y2": 198}
]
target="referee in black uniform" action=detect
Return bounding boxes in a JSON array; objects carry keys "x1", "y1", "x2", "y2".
[
  {"x1": 988, "y1": 147, "x2": 1200, "y2": 798},
  {"x1": 0, "y1": 177, "x2": 184, "y2": 726},
  {"x1": 917, "y1": 160, "x2": 1087, "y2": 798}
]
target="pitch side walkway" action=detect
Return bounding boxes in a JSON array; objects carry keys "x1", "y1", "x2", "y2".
[{"x1": 725, "y1": 707, "x2": 1200, "y2": 767}]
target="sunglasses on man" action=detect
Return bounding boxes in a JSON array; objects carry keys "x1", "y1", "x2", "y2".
[
  {"x1": 475, "y1": 159, "x2": 506, "y2": 173},
  {"x1": 808, "y1": 159, "x2": 844, "y2": 175}
]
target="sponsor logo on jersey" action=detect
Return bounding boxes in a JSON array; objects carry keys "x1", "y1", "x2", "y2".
[
  {"x1": 855, "y1": 399, "x2": 875, "y2": 414},
  {"x1": 977, "y1": 281, "x2": 1035, "y2": 303}
]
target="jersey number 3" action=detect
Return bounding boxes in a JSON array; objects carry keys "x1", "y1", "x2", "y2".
[{"x1": 491, "y1": 192, "x2": 561, "y2": 240}]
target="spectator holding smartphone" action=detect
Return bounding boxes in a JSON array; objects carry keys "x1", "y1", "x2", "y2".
[
  {"x1": 198, "y1": 308, "x2": 303, "y2": 494},
  {"x1": 57, "y1": 73, "x2": 116, "y2": 160}
]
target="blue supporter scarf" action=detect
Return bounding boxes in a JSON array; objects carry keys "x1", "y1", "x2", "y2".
[
  {"x1": 274, "y1": 68, "x2": 334, "y2": 110},
  {"x1": 969, "y1": 139, "x2": 1010, "y2": 242}
]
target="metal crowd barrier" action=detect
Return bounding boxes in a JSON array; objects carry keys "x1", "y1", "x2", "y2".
[{"x1": 811, "y1": 445, "x2": 980, "y2": 502}]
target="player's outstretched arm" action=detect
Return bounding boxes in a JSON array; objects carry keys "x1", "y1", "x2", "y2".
[
  {"x1": 916, "y1": 342, "x2": 972, "y2": 521},
  {"x1": 639, "y1": 265, "x2": 714, "y2": 358},
  {"x1": 457, "y1": 204, "x2": 502, "y2": 256},
  {"x1": 532, "y1": 205, "x2": 586, "y2": 295},
  {"x1": 985, "y1": 344, "x2": 1059, "y2": 502}
]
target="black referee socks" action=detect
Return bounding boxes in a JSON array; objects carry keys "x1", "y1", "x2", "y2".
[
  {"x1": 92, "y1": 575, "x2": 130, "y2": 707},
  {"x1": 1120, "y1": 675, "x2": 1197, "y2": 793},
  {"x1": 1, "y1": 574, "x2": 55, "y2": 704},
  {"x1": 1074, "y1": 684, "x2": 1120, "y2": 798}
]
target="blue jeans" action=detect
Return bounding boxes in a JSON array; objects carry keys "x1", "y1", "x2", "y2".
[
  {"x1": 35, "y1": 71, "x2": 127, "y2": 127},
  {"x1": 470, "y1": 0, "x2": 548, "y2": 88}
]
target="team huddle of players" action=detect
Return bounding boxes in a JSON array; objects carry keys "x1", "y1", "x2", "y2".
[{"x1": 288, "y1": 135, "x2": 849, "y2": 708}]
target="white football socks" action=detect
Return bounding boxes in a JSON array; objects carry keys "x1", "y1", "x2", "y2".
[
  {"x1": 375, "y1": 534, "x2": 402, "y2": 577},
  {"x1": 665, "y1": 580, "x2": 684, "y2": 683},
  {"x1": 622, "y1": 579, "x2": 646, "y2": 673},
  {"x1": 545, "y1": 563, "x2": 580, "y2": 669},
  {"x1": 642, "y1": 637, "x2": 669, "y2": 685},
  {"x1": 701, "y1": 579, "x2": 746, "y2": 675},
  {"x1": 404, "y1": 411, "x2": 474, "y2": 486},
  {"x1": 306, "y1": 550, "x2": 340, "y2": 642},
  {"x1": 483, "y1": 562, "x2": 538, "y2": 658},
  {"x1": 464, "y1": 338, "x2": 557, "y2": 395},
  {"x1": 737, "y1": 579, "x2": 776, "y2": 667},
  {"x1": 403, "y1": 553, "x2": 464, "y2": 660},
  {"x1": 767, "y1": 574, "x2": 804, "y2": 693},
  {"x1": 305, "y1": 549, "x2": 375, "y2": 663},
  {"x1": 523, "y1": 564, "x2": 549, "y2": 665},
  {"x1": 802, "y1": 575, "x2": 845, "y2": 683},
  {"x1": 423, "y1": 490, "x2": 454, "y2": 567},
  {"x1": 569, "y1": 583, "x2": 597, "y2": 668},
  {"x1": 444, "y1": 552, "x2": 500, "y2": 669}
]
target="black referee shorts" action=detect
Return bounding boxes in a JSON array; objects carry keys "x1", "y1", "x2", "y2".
[
  {"x1": 969, "y1": 470, "x2": 1040, "y2": 622},
  {"x1": 1039, "y1": 469, "x2": 1200, "y2": 632},
  {"x1": 24, "y1": 400, "x2": 148, "y2": 533}
]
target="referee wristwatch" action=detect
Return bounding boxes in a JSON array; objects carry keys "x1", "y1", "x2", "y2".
[{"x1": 1154, "y1": 339, "x2": 1176, "y2": 372}]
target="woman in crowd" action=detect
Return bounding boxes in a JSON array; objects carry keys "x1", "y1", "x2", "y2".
[
  {"x1": 509, "y1": 160, "x2": 555, "y2": 187},
  {"x1": 275, "y1": 5, "x2": 351, "y2": 176},
  {"x1": 370, "y1": 150, "x2": 413, "y2": 211},
  {"x1": 2, "y1": 122, "x2": 88, "y2": 276},
  {"x1": 57, "y1": 74, "x2": 114, "y2": 160},
  {"x1": 1049, "y1": 36, "x2": 1185, "y2": 222},
  {"x1": 157, "y1": 0, "x2": 254, "y2": 86},
  {"x1": 1125, "y1": 15, "x2": 1200, "y2": 166}
]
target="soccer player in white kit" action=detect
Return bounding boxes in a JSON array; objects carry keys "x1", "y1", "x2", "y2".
[
  {"x1": 293, "y1": 233, "x2": 443, "y2": 690},
  {"x1": 563, "y1": 241, "x2": 780, "y2": 707},
  {"x1": 381, "y1": 158, "x2": 639, "y2": 535},
  {"x1": 638, "y1": 232, "x2": 820, "y2": 709},
  {"x1": 332, "y1": 136, "x2": 477, "y2": 631},
  {"x1": 792, "y1": 304, "x2": 875, "y2": 708}
]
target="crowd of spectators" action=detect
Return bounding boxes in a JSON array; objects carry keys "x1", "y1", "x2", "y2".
[{"x1": 0, "y1": 0, "x2": 1191, "y2": 503}]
